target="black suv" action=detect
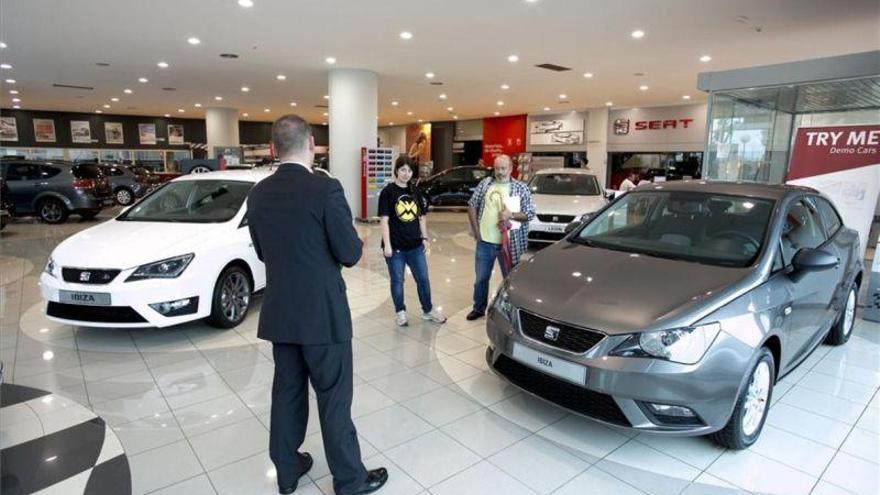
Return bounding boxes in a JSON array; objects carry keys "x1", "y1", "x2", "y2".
[
  {"x1": 0, "y1": 158, "x2": 114, "y2": 224},
  {"x1": 417, "y1": 166, "x2": 492, "y2": 207}
]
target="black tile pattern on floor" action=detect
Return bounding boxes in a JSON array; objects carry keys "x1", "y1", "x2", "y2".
[
  {"x1": 84, "y1": 454, "x2": 132, "y2": 495},
  {"x1": 0, "y1": 383, "x2": 51, "y2": 408}
]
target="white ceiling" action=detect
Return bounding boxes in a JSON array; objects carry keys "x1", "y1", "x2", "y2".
[{"x1": 1, "y1": 0, "x2": 878, "y2": 124}]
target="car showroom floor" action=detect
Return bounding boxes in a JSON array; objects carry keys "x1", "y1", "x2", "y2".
[{"x1": 1, "y1": 210, "x2": 878, "y2": 495}]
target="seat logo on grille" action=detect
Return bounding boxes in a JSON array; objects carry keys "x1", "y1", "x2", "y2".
[
  {"x1": 544, "y1": 325, "x2": 561, "y2": 341},
  {"x1": 79, "y1": 271, "x2": 91, "y2": 282},
  {"x1": 552, "y1": 216, "x2": 559, "y2": 222}
]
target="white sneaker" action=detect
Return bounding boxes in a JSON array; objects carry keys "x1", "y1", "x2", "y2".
[
  {"x1": 396, "y1": 311, "x2": 408, "y2": 327},
  {"x1": 421, "y1": 309, "x2": 447, "y2": 324}
]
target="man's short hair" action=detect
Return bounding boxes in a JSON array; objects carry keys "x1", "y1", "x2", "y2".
[{"x1": 272, "y1": 114, "x2": 312, "y2": 158}]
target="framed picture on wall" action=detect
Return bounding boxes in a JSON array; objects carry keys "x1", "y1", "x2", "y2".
[
  {"x1": 167, "y1": 124, "x2": 184, "y2": 145},
  {"x1": 105, "y1": 122, "x2": 124, "y2": 144},
  {"x1": 33, "y1": 118, "x2": 57, "y2": 143},
  {"x1": 138, "y1": 123, "x2": 157, "y2": 145},
  {"x1": 71, "y1": 120, "x2": 92, "y2": 143},
  {"x1": 0, "y1": 117, "x2": 18, "y2": 141}
]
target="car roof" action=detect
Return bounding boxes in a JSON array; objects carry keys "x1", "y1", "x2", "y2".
[
  {"x1": 171, "y1": 167, "x2": 278, "y2": 184},
  {"x1": 534, "y1": 168, "x2": 597, "y2": 176},
  {"x1": 632, "y1": 180, "x2": 818, "y2": 200}
]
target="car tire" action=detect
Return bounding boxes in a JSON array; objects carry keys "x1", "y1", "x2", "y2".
[
  {"x1": 37, "y1": 198, "x2": 69, "y2": 224},
  {"x1": 711, "y1": 347, "x2": 775, "y2": 450},
  {"x1": 115, "y1": 187, "x2": 134, "y2": 206},
  {"x1": 79, "y1": 210, "x2": 100, "y2": 220},
  {"x1": 206, "y1": 265, "x2": 252, "y2": 329},
  {"x1": 825, "y1": 283, "x2": 857, "y2": 346},
  {"x1": 190, "y1": 165, "x2": 212, "y2": 174}
]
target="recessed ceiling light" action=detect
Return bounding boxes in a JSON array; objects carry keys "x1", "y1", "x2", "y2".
[
  {"x1": 194, "y1": 103, "x2": 202, "y2": 107},
  {"x1": 391, "y1": 100, "x2": 399, "y2": 106},
  {"x1": 700, "y1": 55, "x2": 712, "y2": 62},
  {"x1": 214, "y1": 96, "x2": 223, "y2": 101},
  {"x1": 323, "y1": 94, "x2": 329, "y2": 100},
  {"x1": 13, "y1": 105, "x2": 20, "y2": 109},
  {"x1": 494, "y1": 111, "x2": 501, "y2": 116},
  {"x1": 507, "y1": 54, "x2": 519, "y2": 63},
  {"x1": 525, "y1": 0, "x2": 539, "y2": 3},
  {"x1": 238, "y1": 0, "x2": 254, "y2": 7},
  {"x1": 496, "y1": 100, "x2": 504, "y2": 106},
  {"x1": 453, "y1": 115, "x2": 458, "y2": 119},
  {"x1": 187, "y1": 37, "x2": 201, "y2": 45},
  {"x1": 164, "y1": 113, "x2": 170, "y2": 117},
  {"x1": 543, "y1": 106, "x2": 550, "y2": 111},
  {"x1": 157, "y1": 61, "x2": 169, "y2": 68},
  {"x1": 388, "y1": 121, "x2": 395, "y2": 125},
  {"x1": 322, "y1": 122, "x2": 327, "y2": 125},
  {"x1": 425, "y1": 72, "x2": 435, "y2": 79},
  {"x1": 631, "y1": 30, "x2": 645, "y2": 39},
  {"x1": 583, "y1": 72, "x2": 594, "y2": 78},
  {"x1": 639, "y1": 85, "x2": 649, "y2": 90},
  {"x1": 558, "y1": 93, "x2": 567, "y2": 99},
  {"x1": 446, "y1": 106, "x2": 454, "y2": 111},
  {"x1": 399, "y1": 31, "x2": 413, "y2": 40},
  {"x1": 682, "y1": 95, "x2": 691, "y2": 99},
  {"x1": 501, "y1": 84, "x2": 510, "y2": 90},
  {"x1": 241, "y1": 86, "x2": 250, "y2": 92},
  {"x1": 11, "y1": 97, "x2": 20, "y2": 102},
  {"x1": 264, "y1": 108, "x2": 270, "y2": 112},
  {"x1": 5, "y1": 78, "x2": 15, "y2": 84},
  {"x1": 123, "y1": 88, "x2": 133, "y2": 94},
  {"x1": 9, "y1": 89, "x2": 18, "y2": 94},
  {"x1": 103, "y1": 104, "x2": 110, "y2": 108},
  {"x1": 138, "y1": 77, "x2": 148, "y2": 83},
  {"x1": 0, "y1": 42, "x2": 6, "y2": 49},
  {"x1": 0, "y1": 64, "x2": 12, "y2": 70},
  {"x1": 243, "y1": 112, "x2": 249, "y2": 117},
  {"x1": 95, "y1": 109, "x2": 102, "y2": 113},
  {"x1": 325, "y1": 56, "x2": 336, "y2": 64},
  {"x1": 605, "y1": 101, "x2": 613, "y2": 106},
  {"x1": 110, "y1": 97, "x2": 119, "y2": 102},
  {"x1": 417, "y1": 119, "x2": 423, "y2": 123},
  {"x1": 178, "y1": 108, "x2": 185, "y2": 113},
  {"x1": 323, "y1": 112, "x2": 328, "y2": 116},
  {"x1": 289, "y1": 101, "x2": 297, "y2": 106},
  {"x1": 406, "y1": 111, "x2": 413, "y2": 116},
  {"x1": 439, "y1": 93, "x2": 447, "y2": 100},
  {"x1": 276, "y1": 74, "x2": 286, "y2": 80}
]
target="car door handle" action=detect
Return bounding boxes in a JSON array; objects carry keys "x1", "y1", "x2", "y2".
[{"x1": 784, "y1": 306, "x2": 792, "y2": 316}]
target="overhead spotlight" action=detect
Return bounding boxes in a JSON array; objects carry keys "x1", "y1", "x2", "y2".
[
  {"x1": 558, "y1": 93, "x2": 567, "y2": 99},
  {"x1": 123, "y1": 88, "x2": 133, "y2": 94},
  {"x1": 325, "y1": 56, "x2": 336, "y2": 64},
  {"x1": 241, "y1": 86, "x2": 250, "y2": 92},
  {"x1": 425, "y1": 72, "x2": 435, "y2": 79},
  {"x1": 289, "y1": 101, "x2": 297, "y2": 106},
  {"x1": 157, "y1": 61, "x2": 169, "y2": 68},
  {"x1": 95, "y1": 109, "x2": 102, "y2": 113},
  {"x1": 417, "y1": 119, "x2": 423, "y2": 123},
  {"x1": 453, "y1": 115, "x2": 458, "y2": 119},
  {"x1": 493, "y1": 111, "x2": 501, "y2": 116},
  {"x1": 682, "y1": 95, "x2": 691, "y2": 100},
  {"x1": 605, "y1": 101, "x2": 613, "y2": 106},
  {"x1": 215, "y1": 96, "x2": 223, "y2": 101},
  {"x1": 11, "y1": 97, "x2": 20, "y2": 102},
  {"x1": 323, "y1": 112, "x2": 328, "y2": 116},
  {"x1": 110, "y1": 97, "x2": 119, "y2": 102},
  {"x1": 238, "y1": 0, "x2": 254, "y2": 7},
  {"x1": 406, "y1": 111, "x2": 413, "y2": 116},
  {"x1": 264, "y1": 108, "x2": 270, "y2": 112},
  {"x1": 8, "y1": 89, "x2": 18, "y2": 94},
  {"x1": 103, "y1": 104, "x2": 110, "y2": 108},
  {"x1": 187, "y1": 37, "x2": 201, "y2": 45},
  {"x1": 178, "y1": 108, "x2": 185, "y2": 113},
  {"x1": 0, "y1": 64, "x2": 12, "y2": 69},
  {"x1": 399, "y1": 31, "x2": 413, "y2": 40},
  {"x1": 507, "y1": 54, "x2": 519, "y2": 63},
  {"x1": 164, "y1": 113, "x2": 171, "y2": 117},
  {"x1": 323, "y1": 94, "x2": 329, "y2": 99},
  {"x1": 639, "y1": 85, "x2": 649, "y2": 90},
  {"x1": 389, "y1": 121, "x2": 395, "y2": 125},
  {"x1": 439, "y1": 93, "x2": 447, "y2": 100},
  {"x1": 583, "y1": 72, "x2": 594, "y2": 78},
  {"x1": 700, "y1": 55, "x2": 712, "y2": 62},
  {"x1": 276, "y1": 74, "x2": 286, "y2": 80},
  {"x1": 631, "y1": 30, "x2": 645, "y2": 39},
  {"x1": 194, "y1": 103, "x2": 202, "y2": 107},
  {"x1": 496, "y1": 100, "x2": 504, "y2": 106},
  {"x1": 12, "y1": 105, "x2": 20, "y2": 109},
  {"x1": 0, "y1": 42, "x2": 6, "y2": 49},
  {"x1": 138, "y1": 77, "x2": 148, "y2": 83},
  {"x1": 543, "y1": 106, "x2": 550, "y2": 111},
  {"x1": 4, "y1": 79, "x2": 15, "y2": 84},
  {"x1": 242, "y1": 112, "x2": 249, "y2": 117},
  {"x1": 501, "y1": 84, "x2": 510, "y2": 90},
  {"x1": 446, "y1": 106, "x2": 454, "y2": 111},
  {"x1": 391, "y1": 100, "x2": 399, "y2": 106}
]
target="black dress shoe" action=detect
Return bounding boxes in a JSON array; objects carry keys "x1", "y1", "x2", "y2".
[
  {"x1": 278, "y1": 452, "x2": 314, "y2": 494},
  {"x1": 348, "y1": 467, "x2": 389, "y2": 495},
  {"x1": 466, "y1": 310, "x2": 485, "y2": 321}
]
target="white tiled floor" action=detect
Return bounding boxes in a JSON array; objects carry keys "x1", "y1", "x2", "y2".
[{"x1": 2, "y1": 211, "x2": 879, "y2": 495}]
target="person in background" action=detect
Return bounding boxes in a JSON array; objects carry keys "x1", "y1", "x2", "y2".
[
  {"x1": 379, "y1": 156, "x2": 446, "y2": 327},
  {"x1": 465, "y1": 154, "x2": 535, "y2": 321},
  {"x1": 407, "y1": 132, "x2": 428, "y2": 179},
  {"x1": 619, "y1": 169, "x2": 639, "y2": 192}
]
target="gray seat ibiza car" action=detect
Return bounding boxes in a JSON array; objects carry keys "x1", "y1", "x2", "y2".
[{"x1": 486, "y1": 181, "x2": 863, "y2": 449}]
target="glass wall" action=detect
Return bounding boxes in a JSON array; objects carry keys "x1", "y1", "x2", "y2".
[
  {"x1": 0, "y1": 147, "x2": 190, "y2": 171},
  {"x1": 608, "y1": 152, "x2": 703, "y2": 189}
]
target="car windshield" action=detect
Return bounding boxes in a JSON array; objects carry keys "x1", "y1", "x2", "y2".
[
  {"x1": 573, "y1": 190, "x2": 774, "y2": 267},
  {"x1": 529, "y1": 173, "x2": 600, "y2": 196},
  {"x1": 118, "y1": 179, "x2": 253, "y2": 223}
]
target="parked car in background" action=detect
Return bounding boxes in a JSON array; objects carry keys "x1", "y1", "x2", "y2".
[
  {"x1": 487, "y1": 182, "x2": 862, "y2": 449},
  {"x1": 128, "y1": 165, "x2": 165, "y2": 187},
  {"x1": 417, "y1": 166, "x2": 492, "y2": 207},
  {"x1": 40, "y1": 169, "x2": 271, "y2": 329},
  {"x1": 1, "y1": 177, "x2": 11, "y2": 230},
  {"x1": 527, "y1": 168, "x2": 610, "y2": 244},
  {"x1": 99, "y1": 164, "x2": 148, "y2": 206},
  {"x1": 0, "y1": 158, "x2": 114, "y2": 224}
]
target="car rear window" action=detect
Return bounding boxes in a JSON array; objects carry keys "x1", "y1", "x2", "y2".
[{"x1": 72, "y1": 164, "x2": 102, "y2": 179}]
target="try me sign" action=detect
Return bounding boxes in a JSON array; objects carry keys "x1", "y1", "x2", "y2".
[{"x1": 788, "y1": 125, "x2": 880, "y2": 180}]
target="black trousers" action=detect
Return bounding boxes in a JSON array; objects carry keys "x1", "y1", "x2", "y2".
[{"x1": 270, "y1": 341, "x2": 367, "y2": 494}]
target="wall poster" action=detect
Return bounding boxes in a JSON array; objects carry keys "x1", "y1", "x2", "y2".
[
  {"x1": 70, "y1": 120, "x2": 92, "y2": 143},
  {"x1": 33, "y1": 118, "x2": 57, "y2": 143},
  {"x1": 104, "y1": 122, "x2": 124, "y2": 144},
  {"x1": 529, "y1": 114, "x2": 584, "y2": 146},
  {"x1": 138, "y1": 123, "x2": 157, "y2": 145},
  {"x1": 167, "y1": 124, "x2": 185, "y2": 145},
  {"x1": 0, "y1": 117, "x2": 18, "y2": 141}
]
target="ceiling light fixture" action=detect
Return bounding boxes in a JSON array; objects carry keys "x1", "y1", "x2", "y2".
[
  {"x1": 164, "y1": 113, "x2": 170, "y2": 117},
  {"x1": 507, "y1": 54, "x2": 519, "y2": 63},
  {"x1": 241, "y1": 86, "x2": 250, "y2": 92},
  {"x1": 157, "y1": 61, "x2": 169, "y2": 68},
  {"x1": 178, "y1": 108, "x2": 185, "y2": 113},
  {"x1": 13, "y1": 105, "x2": 20, "y2": 109},
  {"x1": 12, "y1": 97, "x2": 20, "y2": 102},
  {"x1": 95, "y1": 110, "x2": 102, "y2": 113},
  {"x1": 439, "y1": 93, "x2": 447, "y2": 100},
  {"x1": 110, "y1": 97, "x2": 119, "y2": 102},
  {"x1": 391, "y1": 100, "x2": 399, "y2": 106},
  {"x1": 446, "y1": 106, "x2": 454, "y2": 111},
  {"x1": 543, "y1": 106, "x2": 550, "y2": 111},
  {"x1": 264, "y1": 108, "x2": 270, "y2": 112},
  {"x1": 399, "y1": 31, "x2": 413, "y2": 40},
  {"x1": 323, "y1": 94, "x2": 329, "y2": 99},
  {"x1": 639, "y1": 85, "x2": 649, "y2": 90},
  {"x1": 138, "y1": 77, "x2": 148, "y2": 83},
  {"x1": 325, "y1": 56, "x2": 336, "y2": 64},
  {"x1": 9, "y1": 89, "x2": 18, "y2": 94},
  {"x1": 417, "y1": 119, "x2": 423, "y2": 123},
  {"x1": 194, "y1": 103, "x2": 202, "y2": 107},
  {"x1": 215, "y1": 96, "x2": 223, "y2": 101},
  {"x1": 501, "y1": 84, "x2": 510, "y2": 90},
  {"x1": 605, "y1": 101, "x2": 613, "y2": 106},
  {"x1": 583, "y1": 72, "x2": 594, "y2": 78},
  {"x1": 123, "y1": 88, "x2": 132, "y2": 94},
  {"x1": 496, "y1": 100, "x2": 504, "y2": 106},
  {"x1": 453, "y1": 115, "x2": 458, "y2": 119},
  {"x1": 0, "y1": 64, "x2": 12, "y2": 69},
  {"x1": 243, "y1": 112, "x2": 249, "y2": 117},
  {"x1": 5, "y1": 78, "x2": 15, "y2": 84},
  {"x1": 682, "y1": 95, "x2": 691, "y2": 99},
  {"x1": 700, "y1": 55, "x2": 712, "y2": 62},
  {"x1": 406, "y1": 111, "x2": 413, "y2": 116},
  {"x1": 238, "y1": 0, "x2": 254, "y2": 7},
  {"x1": 103, "y1": 104, "x2": 110, "y2": 108},
  {"x1": 0, "y1": 42, "x2": 6, "y2": 49},
  {"x1": 558, "y1": 93, "x2": 567, "y2": 99},
  {"x1": 276, "y1": 74, "x2": 286, "y2": 80},
  {"x1": 323, "y1": 112, "x2": 328, "y2": 116},
  {"x1": 493, "y1": 111, "x2": 501, "y2": 116},
  {"x1": 187, "y1": 37, "x2": 201, "y2": 45},
  {"x1": 425, "y1": 72, "x2": 435, "y2": 79},
  {"x1": 631, "y1": 30, "x2": 645, "y2": 39},
  {"x1": 289, "y1": 101, "x2": 297, "y2": 106},
  {"x1": 389, "y1": 121, "x2": 395, "y2": 125}
]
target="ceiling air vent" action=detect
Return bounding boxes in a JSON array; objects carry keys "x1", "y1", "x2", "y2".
[
  {"x1": 162, "y1": 87, "x2": 177, "y2": 91},
  {"x1": 52, "y1": 83, "x2": 94, "y2": 90},
  {"x1": 315, "y1": 104, "x2": 329, "y2": 108},
  {"x1": 429, "y1": 81, "x2": 444, "y2": 86},
  {"x1": 535, "y1": 63, "x2": 571, "y2": 72},
  {"x1": 220, "y1": 53, "x2": 239, "y2": 59}
]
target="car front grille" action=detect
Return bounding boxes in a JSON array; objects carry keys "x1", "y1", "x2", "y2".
[
  {"x1": 47, "y1": 302, "x2": 146, "y2": 323},
  {"x1": 537, "y1": 214, "x2": 575, "y2": 223},
  {"x1": 528, "y1": 231, "x2": 565, "y2": 242},
  {"x1": 519, "y1": 310, "x2": 604, "y2": 353},
  {"x1": 62, "y1": 268, "x2": 120, "y2": 285},
  {"x1": 492, "y1": 352, "x2": 630, "y2": 426}
]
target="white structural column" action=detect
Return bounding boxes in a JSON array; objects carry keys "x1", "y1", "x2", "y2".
[
  {"x1": 587, "y1": 107, "x2": 610, "y2": 187},
  {"x1": 329, "y1": 68, "x2": 378, "y2": 215},
  {"x1": 205, "y1": 107, "x2": 240, "y2": 158}
]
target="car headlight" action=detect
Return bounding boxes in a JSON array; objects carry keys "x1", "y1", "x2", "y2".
[
  {"x1": 44, "y1": 256, "x2": 57, "y2": 278},
  {"x1": 609, "y1": 322, "x2": 721, "y2": 364},
  {"x1": 126, "y1": 254, "x2": 194, "y2": 282},
  {"x1": 491, "y1": 281, "x2": 515, "y2": 322}
]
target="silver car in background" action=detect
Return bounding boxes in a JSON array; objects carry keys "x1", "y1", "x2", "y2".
[
  {"x1": 487, "y1": 182, "x2": 863, "y2": 449},
  {"x1": 527, "y1": 169, "x2": 610, "y2": 244}
]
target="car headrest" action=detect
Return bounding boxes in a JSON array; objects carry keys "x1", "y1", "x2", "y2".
[
  {"x1": 707, "y1": 200, "x2": 732, "y2": 215},
  {"x1": 667, "y1": 199, "x2": 703, "y2": 216}
]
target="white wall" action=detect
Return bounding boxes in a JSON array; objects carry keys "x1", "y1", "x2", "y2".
[
  {"x1": 607, "y1": 103, "x2": 708, "y2": 152},
  {"x1": 586, "y1": 107, "x2": 609, "y2": 188},
  {"x1": 378, "y1": 125, "x2": 406, "y2": 155}
]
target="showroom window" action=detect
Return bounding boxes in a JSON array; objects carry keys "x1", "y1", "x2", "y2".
[{"x1": 608, "y1": 152, "x2": 702, "y2": 189}]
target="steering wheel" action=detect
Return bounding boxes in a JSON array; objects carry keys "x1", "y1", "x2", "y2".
[{"x1": 710, "y1": 230, "x2": 760, "y2": 255}]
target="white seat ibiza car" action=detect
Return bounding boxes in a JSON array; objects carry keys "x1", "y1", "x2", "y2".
[
  {"x1": 528, "y1": 168, "x2": 611, "y2": 244},
  {"x1": 40, "y1": 169, "x2": 273, "y2": 328}
]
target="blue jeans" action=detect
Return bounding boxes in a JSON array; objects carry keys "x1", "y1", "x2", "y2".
[
  {"x1": 384, "y1": 245, "x2": 433, "y2": 313},
  {"x1": 472, "y1": 240, "x2": 510, "y2": 313}
]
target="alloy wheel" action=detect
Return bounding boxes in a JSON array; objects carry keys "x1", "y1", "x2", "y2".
[
  {"x1": 116, "y1": 189, "x2": 132, "y2": 205},
  {"x1": 191, "y1": 166, "x2": 212, "y2": 174},
  {"x1": 41, "y1": 201, "x2": 63, "y2": 223},
  {"x1": 742, "y1": 361, "x2": 771, "y2": 437},
  {"x1": 843, "y1": 289, "x2": 856, "y2": 337},
  {"x1": 220, "y1": 272, "x2": 250, "y2": 323}
]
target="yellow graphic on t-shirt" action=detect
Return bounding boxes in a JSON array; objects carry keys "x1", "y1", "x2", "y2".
[{"x1": 395, "y1": 197, "x2": 419, "y2": 222}]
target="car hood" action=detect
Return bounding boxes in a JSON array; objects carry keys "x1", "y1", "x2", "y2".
[
  {"x1": 51, "y1": 219, "x2": 226, "y2": 269},
  {"x1": 532, "y1": 194, "x2": 606, "y2": 217},
  {"x1": 509, "y1": 242, "x2": 756, "y2": 334}
]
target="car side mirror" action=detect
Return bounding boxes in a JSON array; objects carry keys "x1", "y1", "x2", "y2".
[
  {"x1": 564, "y1": 217, "x2": 587, "y2": 235},
  {"x1": 603, "y1": 191, "x2": 615, "y2": 201},
  {"x1": 790, "y1": 248, "x2": 838, "y2": 281}
]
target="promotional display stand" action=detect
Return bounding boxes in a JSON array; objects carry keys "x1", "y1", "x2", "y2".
[
  {"x1": 866, "y1": 234, "x2": 880, "y2": 322},
  {"x1": 359, "y1": 147, "x2": 394, "y2": 220}
]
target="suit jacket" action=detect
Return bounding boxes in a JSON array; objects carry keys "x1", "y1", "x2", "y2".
[{"x1": 247, "y1": 163, "x2": 362, "y2": 344}]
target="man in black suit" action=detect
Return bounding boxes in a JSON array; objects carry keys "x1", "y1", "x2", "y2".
[{"x1": 247, "y1": 114, "x2": 388, "y2": 495}]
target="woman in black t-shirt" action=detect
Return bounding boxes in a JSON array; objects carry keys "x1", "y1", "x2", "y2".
[{"x1": 379, "y1": 157, "x2": 446, "y2": 327}]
